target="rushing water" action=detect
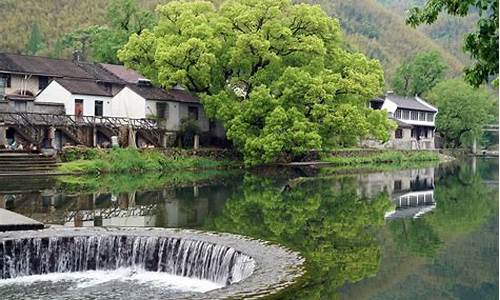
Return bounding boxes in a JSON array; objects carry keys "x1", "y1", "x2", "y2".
[{"x1": 1, "y1": 157, "x2": 498, "y2": 299}]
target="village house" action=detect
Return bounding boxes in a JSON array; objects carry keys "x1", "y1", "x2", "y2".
[
  {"x1": 365, "y1": 92, "x2": 438, "y2": 150},
  {"x1": 0, "y1": 53, "x2": 225, "y2": 149}
]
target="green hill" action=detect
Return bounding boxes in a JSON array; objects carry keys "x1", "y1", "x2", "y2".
[{"x1": 0, "y1": 0, "x2": 466, "y2": 84}]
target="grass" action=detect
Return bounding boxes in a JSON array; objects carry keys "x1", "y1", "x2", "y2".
[
  {"x1": 320, "y1": 150, "x2": 440, "y2": 166},
  {"x1": 58, "y1": 148, "x2": 238, "y2": 175}
]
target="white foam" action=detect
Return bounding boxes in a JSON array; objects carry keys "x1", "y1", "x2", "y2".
[{"x1": 0, "y1": 268, "x2": 222, "y2": 293}]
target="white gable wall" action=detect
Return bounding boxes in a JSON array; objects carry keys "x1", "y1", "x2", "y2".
[
  {"x1": 35, "y1": 81, "x2": 73, "y2": 114},
  {"x1": 111, "y1": 87, "x2": 146, "y2": 119}
]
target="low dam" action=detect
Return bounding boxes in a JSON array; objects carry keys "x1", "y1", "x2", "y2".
[{"x1": 0, "y1": 227, "x2": 305, "y2": 300}]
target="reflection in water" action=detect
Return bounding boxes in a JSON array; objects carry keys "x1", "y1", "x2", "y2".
[
  {"x1": 355, "y1": 168, "x2": 437, "y2": 220},
  {"x1": 1, "y1": 158, "x2": 498, "y2": 299}
]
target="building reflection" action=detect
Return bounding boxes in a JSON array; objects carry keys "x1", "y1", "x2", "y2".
[
  {"x1": 356, "y1": 167, "x2": 435, "y2": 220},
  {"x1": 1, "y1": 182, "x2": 232, "y2": 227}
]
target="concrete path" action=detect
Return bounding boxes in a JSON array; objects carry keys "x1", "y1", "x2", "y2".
[{"x1": 0, "y1": 208, "x2": 44, "y2": 231}]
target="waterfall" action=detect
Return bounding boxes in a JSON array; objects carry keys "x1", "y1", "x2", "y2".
[{"x1": 0, "y1": 236, "x2": 255, "y2": 285}]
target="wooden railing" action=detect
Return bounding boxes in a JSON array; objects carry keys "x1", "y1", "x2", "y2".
[{"x1": 0, "y1": 112, "x2": 160, "y2": 130}]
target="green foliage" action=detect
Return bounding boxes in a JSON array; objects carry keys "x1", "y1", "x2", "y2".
[
  {"x1": 203, "y1": 175, "x2": 393, "y2": 299},
  {"x1": 57, "y1": 148, "x2": 236, "y2": 174},
  {"x1": 321, "y1": 0, "x2": 464, "y2": 84},
  {"x1": 407, "y1": 0, "x2": 499, "y2": 86},
  {"x1": 392, "y1": 51, "x2": 447, "y2": 96},
  {"x1": 24, "y1": 23, "x2": 46, "y2": 55},
  {"x1": 427, "y1": 79, "x2": 495, "y2": 148},
  {"x1": 321, "y1": 150, "x2": 439, "y2": 166},
  {"x1": 58, "y1": 0, "x2": 155, "y2": 63},
  {"x1": 118, "y1": 0, "x2": 395, "y2": 165}
]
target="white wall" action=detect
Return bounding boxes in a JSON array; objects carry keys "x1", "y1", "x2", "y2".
[
  {"x1": 35, "y1": 81, "x2": 72, "y2": 114},
  {"x1": 36, "y1": 81, "x2": 112, "y2": 116},
  {"x1": 111, "y1": 87, "x2": 146, "y2": 119},
  {"x1": 72, "y1": 94, "x2": 112, "y2": 117}
]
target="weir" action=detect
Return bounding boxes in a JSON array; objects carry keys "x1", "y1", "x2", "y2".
[
  {"x1": 0, "y1": 235, "x2": 254, "y2": 286},
  {"x1": 0, "y1": 227, "x2": 305, "y2": 299}
]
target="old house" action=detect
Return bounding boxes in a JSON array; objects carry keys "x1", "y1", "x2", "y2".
[
  {"x1": 0, "y1": 53, "x2": 226, "y2": 149},
  {"x1": 366, "y1": 92, "x2": 438, "y2": 150}
]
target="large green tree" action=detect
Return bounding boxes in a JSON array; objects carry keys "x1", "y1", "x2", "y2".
[
  {"x1": 392, "y1": 51, "x2": 447, "y2": 96},
  {"x1": 407, "y1": 0, "x2": 499, "y2": 86},
  {"x1": 118, "y1": 0, "x2": 395, "y2": 165},
  {"x1": 427, "y1": 79, "x2": 495, "y2": 148}
]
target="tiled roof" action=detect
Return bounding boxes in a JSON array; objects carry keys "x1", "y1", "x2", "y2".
[
  {"x1": 129, "y1": 85, "x2": 200, "y2": 103},
  {"x1": 56, "y1": 78, "x2": 112, "y2": 97},
  {"x1": 387, "y1": 94, "x2": 437, "y2": 112},
  {"x1": 76, "y1": 63, "x2": 125, "y2": 84},
  {"x1": 0, "y1": 53, "x2": 93, "y2": 79},
  {"x1": 100, "y1": 63, "x2": 143, "y2": 83}
]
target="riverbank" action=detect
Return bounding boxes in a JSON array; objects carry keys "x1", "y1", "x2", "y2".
[
  {"x1": 56, "y1": 148, "x2": 445, "y2": 175},
  {"x1": 319, "y1": 149, "x2": 441, "y2": 166},
  {"x1": 57, "y1": 148, "x2": 239, "y2": 175}
]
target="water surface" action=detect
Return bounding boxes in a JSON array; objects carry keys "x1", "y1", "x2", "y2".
[{"x1": 1, "y1": 158, "x2": 498, "y2": 299}]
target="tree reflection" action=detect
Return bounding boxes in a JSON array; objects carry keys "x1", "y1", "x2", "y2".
[{"x1": 203, "y1": 175, "x2": 393, "y2": 299}]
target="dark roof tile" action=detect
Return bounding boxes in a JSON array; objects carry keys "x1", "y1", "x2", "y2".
[
  {"x1": 56, "y1": 79, "x2": 112, "y2": 97},
  {"x1": 0, "y1": 53, "x2": 93, "y2": 79},
  {"x1": 386, "y1": 95, "x2": 437, "y2": 112},
  {"x1": 129, "y1": 85, "x2": 200, "y2": 103}
]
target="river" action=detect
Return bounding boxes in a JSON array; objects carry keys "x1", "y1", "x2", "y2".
[{"x1": 1, "y1": 157, "x2": 498, "y2": 299}]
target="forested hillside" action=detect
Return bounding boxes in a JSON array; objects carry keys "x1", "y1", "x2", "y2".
[
  {"x1": 0, "y1": 0, "x2": 467, "y2": 83},
  {"x1": 375, "y1": 0, "x2": 477, "y2": 63}
]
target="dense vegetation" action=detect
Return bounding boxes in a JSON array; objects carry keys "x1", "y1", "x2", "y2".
[
  {"x1": 427, "y1": 79, "x2": 497, "y2": 148},
  {"x1": 0, "y1": 0, "x2": 467, "y2": 84},
  {"x1": 57, "y1": 148, "x2": 236, "y2": 174},
  {"x1": 406, "y1": 0, "x2": 499, "y2": 86},
  {"x1": 117, "y1": 0, "x2": 398, "y2": 165}
]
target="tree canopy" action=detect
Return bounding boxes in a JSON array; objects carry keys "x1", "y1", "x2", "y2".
[
  {"x1": 57, "y1": 0, "x2": 154, "y2": 62},
  {"x1": 392, "y1": 51, "x2": 447, "y2": 96},
  {"x1": 118, "y1": 0, "x2": 395, "y2": 165},
  {"x1": 24, "y1": 23, "x2": 46, "y2": 55},
  {"x1": 427, "y1": 79, "x2": 495, "y2": 148},
  {"x1": 407, "y1": 0, "x2": 499, "y2": 86}
]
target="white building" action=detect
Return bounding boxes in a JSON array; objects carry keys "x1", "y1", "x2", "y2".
[{"x1": 366, "y1": 92, "x2": 438, "y2": 150}]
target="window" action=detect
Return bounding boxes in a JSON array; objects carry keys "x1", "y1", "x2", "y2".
[
  {"x1": 411, "y1": 128, "x2": 417, "y2": 138},
  {"x1": 427, "y1": 113, "x2": 434, "y2": 122},
  {"x1": 394, "y1": 109, "x2": 402, "y2": 119},
  {"x1": 394, "y1": 180, "x2": 402, "y2": 191},
  {"x1": 419, "y1": 111, "x2": 426, "y2": 121},
  {"x1": 38, "y1": 76, "x2": 49, "y2": 90},
  {"x1": 395, "y1": 128, "x2": 403, "y2": 139},
  {"x1": 402, "y1": 110, "x2": 409, "y2": 119},
  {"x1": 156, "y1": 102, "x2": 168, "y2": 119},
  {"x1": 188, "y1": 106, "x2": 199, "y2": 120},
  {"x1": 410, "y1": 111, "x2": 418, "y2": 120},
  {"x1": 94, "y1": 100, "x2": 103, "y2": 117}
]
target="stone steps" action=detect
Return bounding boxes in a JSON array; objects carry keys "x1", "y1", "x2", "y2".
[{"x1": 0, "y1": 152, "x2": 57, "y2": 175}]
